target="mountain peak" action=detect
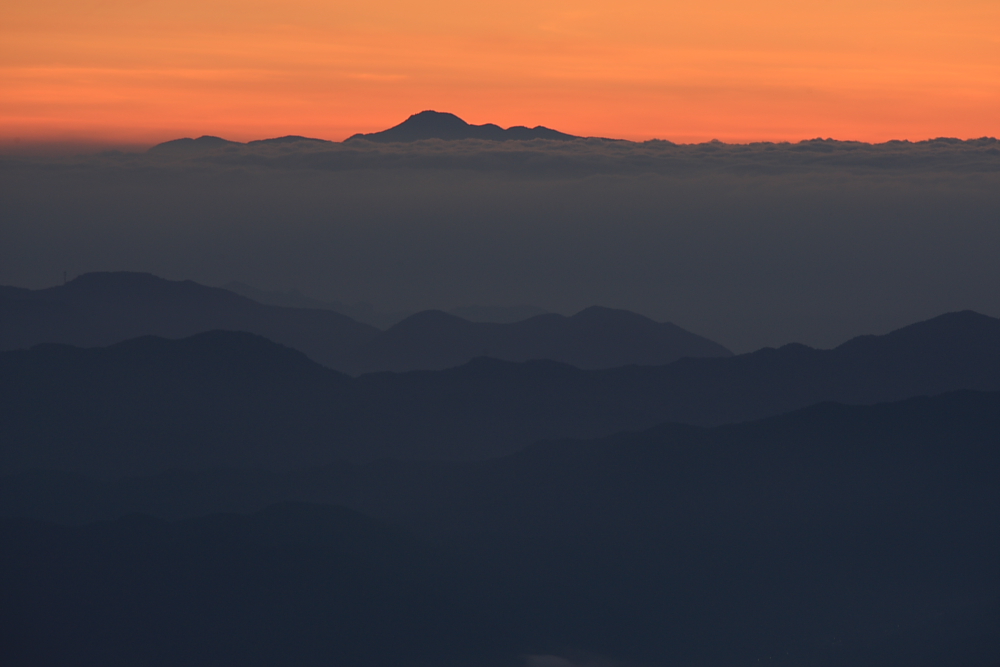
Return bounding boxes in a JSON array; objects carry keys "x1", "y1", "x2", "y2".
[
  {"x1": 347, "y1": 111, "x2": 578, "y2": 143},
  {"x1": 401, "y1": 110, "x2": 471, "y2": 130},
  {"x1": 147, "y1": 135, "x2": 239, "y2": 153}
]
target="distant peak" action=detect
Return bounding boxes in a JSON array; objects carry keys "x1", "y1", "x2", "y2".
[
  {"x1": 347, "y1": 111, "x2": 578, "y2": 143},
  {"x1": 148, "y1": 135, "x2": 240, "y2": 153},
  {"x1": 247, "y1": 135, "x2": 331, "y2": 146},
  {"x1": 404, "y1": 110, "x2": 470, "y2": 126}
]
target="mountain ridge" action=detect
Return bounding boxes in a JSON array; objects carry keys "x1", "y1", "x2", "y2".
[
  {"x1": 345, "y1": 110, "x2": 579, "y2": 143},
  {"x1": 3, "y1": 387, "x2": 998, "y2": 666},
  {"x1": 0, "y1": 271, "x2": 381, "y2": 371},
  {"x1": 0, "y1": 272, "x2": 732, "y2": 373},
  {"x1": 2, "y1": 308, "x2": 999, "y2": 473}
]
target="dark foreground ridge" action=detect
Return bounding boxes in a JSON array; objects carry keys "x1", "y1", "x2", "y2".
[
  {"x1": 1, "y1": 309, "x2": 999, "y2": 473},
  {"x1": 3, "y1": 390, "x2": 999, "y2": 666}
]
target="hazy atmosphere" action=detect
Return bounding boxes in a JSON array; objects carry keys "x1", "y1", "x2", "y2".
[
  {"x1": 4, "y1": 0, "x2": 999, "y2": 665},
  {"x1": 4, "y1": 133, "x2": 999, "y2": 351}
]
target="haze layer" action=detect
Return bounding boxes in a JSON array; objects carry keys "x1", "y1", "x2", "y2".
[{"x1": 3, "y1": 134, "x2": 998, "y2": 352}]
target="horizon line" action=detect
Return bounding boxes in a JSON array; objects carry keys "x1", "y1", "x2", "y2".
[{"x1": 3, "y1": 132, "x2": 999, "y2": 157}]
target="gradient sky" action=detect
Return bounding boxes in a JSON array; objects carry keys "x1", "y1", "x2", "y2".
[{"x1": 2, "y1": 0, "x2": 998, "y2": 145}]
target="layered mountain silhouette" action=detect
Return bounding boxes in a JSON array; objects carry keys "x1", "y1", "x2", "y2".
[
  {"x1": 346, "y1": 110, "x2": 578, "y2": 143},
  {"x1": 2, "y1": 310, "x2": 999, "y2": 474},
  {"x1": 15, "y1": 112, "x2": 1000, "y2": 667},
  {"x1": 224, "y1": 281, "x2": 549, "y2": 327},
  {"x1": 344, "y1": 306, "x2": 731, "y2": 373},
  {"x1": 0, "y1": 272, "x2": 731, "y2": 373},
  {"x1": 146, "y1": 111, "x2": 577, "y2": 151},
  {"x1": 4, "y1": 390, "x2": 998, "y2": 666},
  {"x1": 0, "y1": 272, "x2": 379, "y2": 371}
]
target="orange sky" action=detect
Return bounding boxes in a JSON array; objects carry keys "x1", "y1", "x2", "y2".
[{"x1": 2, "y1": 0, "x2": 998, "y2": 145}]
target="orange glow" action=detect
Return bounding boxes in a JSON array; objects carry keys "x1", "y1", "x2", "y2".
[{"x1": 2, "y1": 0, "x2": 998, "y2": 145}]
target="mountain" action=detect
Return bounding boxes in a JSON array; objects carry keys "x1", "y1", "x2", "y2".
[
  {"x1": 342, "y1": 306, "x2": 732, "y2": 374},
  {"x1": 2, "y1": 310, "x2": 999, "y2": 474},
  {"x1": 145, "y1": 112, "x2": 577, "y2": 150},
  {"x1": 246, "y1": 135, "x2": 331, "y2": 146},
  {"x1": 3, "y1": 390, "x2": 998, "y2": 666},
  {"x1": 146, "y1": 135, "x2": 241, "y2": 153},
  {"x1": 0, "y1": 272, "x2": 380, "y2": 370},
  {"x1": 1, "y1": 273, "x2": 731, "y2": 373},
  {"x1": 346, "y1": 110, "x2": 578, "y2": 143},
  {"x1": 147, "y1": 135, "x2": 331, "y2": 153}
]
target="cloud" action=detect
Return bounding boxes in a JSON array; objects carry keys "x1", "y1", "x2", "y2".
[{"x1": 2, "y1": 137, "x2": 998, "y2": 352}]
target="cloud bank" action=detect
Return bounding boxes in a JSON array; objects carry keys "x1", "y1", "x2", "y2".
[{"x1": 2, "y1": 137, "x2": 998, "y2": 352}]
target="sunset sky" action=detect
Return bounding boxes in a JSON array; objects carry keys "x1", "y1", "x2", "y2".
[{"x1": 2, "y1": 0, "x2": 998, "y2": 145}]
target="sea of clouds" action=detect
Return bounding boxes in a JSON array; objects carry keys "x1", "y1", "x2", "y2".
[{"x1": 2, "y1": 136, "x2": 998, "y2": 352}]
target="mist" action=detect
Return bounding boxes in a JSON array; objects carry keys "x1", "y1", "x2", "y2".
[{"x1": 2, "y1": 136, "x2": 998, "y2": 352}]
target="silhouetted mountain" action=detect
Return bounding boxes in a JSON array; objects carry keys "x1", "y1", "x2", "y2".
[
  {"x1": 147, "y1": 135, "x2": 241, "y2": 153},
  {"x1": 2, "y1": 272, "x2": 731, "y2": 373},
  {"x1": 3, "y1": 391, "x2": 998, "y2": 666},
  {"x1": 346, "y1": 110, "x2": 578, "y2": 143},
  {"x1": 147, "y1": 135, "x2": 333, "y2": 153},
  {"x1": 246, "y1": 135, "x2": 332, "y2": 146},
  {"x1": 2, "y1": 310, "x2": 999, "y2": 474},
  {"x1": 0, "y1": 272, "x2": 380, "y2": 369},
  {"x1": 344, "y1": 306, "x2": 731, "y2": 373}
]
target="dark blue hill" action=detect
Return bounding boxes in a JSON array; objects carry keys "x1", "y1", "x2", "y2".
[
  {"x1": 3, "y1": 389, "x2": 998, "y2": 666},
  {"x1": 1, "y1": 309, "x2": 999, "y2": 473},
  {"x1": 0, "y1": 272, "x2": 380, "y2": 370},
  {"x1": 1, "y1": 272, "x2": 730, "y2": 373}
]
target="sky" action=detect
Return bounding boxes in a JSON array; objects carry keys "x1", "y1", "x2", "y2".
[
  {"x1": 2, "y1": 0, "x2": 998, "y2": 146},
  {"x1": 3, "y1": 0, "x2": 999, "y2": 353}
]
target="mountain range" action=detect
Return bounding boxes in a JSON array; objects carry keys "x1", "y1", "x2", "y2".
[
  {"x1": 146, "y1": 111, "x2": 580, "y2": 153},
  {"x1": 4, "y1": 266, "x2": 999, "y2": 666},
  {"x1": 0, "y1": 272, "x2": 731, "y2": 374},
  {"x1": 2, "y1": 309, "x2": 998, "y2": 474},
  {"x1": 223, "y1": 280, "x2": 548, "y2": 327},
  {"x1": 346, "y1": 110, "x2": 579, "y2": 143},
  {"x1": 4, "y1": 389, "x2": 998, "y2": 666}
]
